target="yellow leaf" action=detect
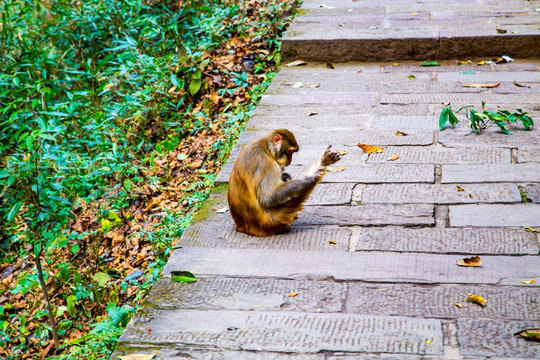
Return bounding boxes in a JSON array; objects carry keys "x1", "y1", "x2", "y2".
[
  {"x1": 326, "y1": 62, "x2": 335, "y2": 69},
  {"x1": 466, "y1": 294, "x2": 487, "y2": 307},
  {"x1": 457, "y1": 256, "x2": 482, "y2": 267},
  {"x1": 328, "y1": 165, "x2": 347, "y2": 172},
  {"x1": 476, "y1": 60, "x2": 486, "y2": 66},
  {"x1": 453, "y1": 302, "x2": 463, "y2": 308},
  {"x1": 337, "y1": 150, "x2": 348, "y2": 156},
  {"x1": 358, "y1": 144, "x2": 384, "y2": 153},
  {"x1": 519, "y1": 279, "x2": 536, "y2": 284},
  {"x1": 468, "y1": 193, "x2": 473, "y2": 198},
  {"x1": 286, "y1": 60, "x2": 307, "y2": 67},
  {"x1": 463, "y1": 82, "x2": 500, "y2": 88},
  {"x1": 514, "y1": 329, "x2": 540, "y2": 342},
  {"x1": 457, "y1": 60, "x2": 472, "y2": 65},
  {"x1": 328, "y1": 240, "x2": 337, "y2": 244},
  {"x1": 387, "y1": 154, "x2": 399, "y2": 161},
  {"x1": 119, "y1": 353, "x2": 157, "y2": 360},
  {"x1": 305, "y1": 83, "x2": 321, "y2": 88},
  {"x1": 456, "y1": 186, "x2": 465, "y2": 191},
  {"x1": 395, "y1": 131, "x2": 408, "y2": 136},
  {"x1": 392, "y1": 63, "x2": 400, "y2": 66},
  {"x1": 524, "y1": 226, "x2": 538, "y2": 232},
  {"x1": 496, "y1": 28, "x2": 507, "y2": 34},
  {"x1": 411, "y1": 12, "x2": 417, "y2": 15},
  {"x1": 288, "y1": 292, "x2": 298, "y2": 297}
]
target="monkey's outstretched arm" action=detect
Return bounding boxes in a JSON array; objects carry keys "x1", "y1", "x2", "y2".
[{"x1": 260, "y1": 176, "x2": 318, "y2": 208}]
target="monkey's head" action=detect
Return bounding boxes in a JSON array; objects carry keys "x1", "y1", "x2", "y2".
[{"x1": 271, "y1": 129, "x2": 299, "y2": 167}]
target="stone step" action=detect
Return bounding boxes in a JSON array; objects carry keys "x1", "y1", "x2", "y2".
[
  {"x1": 119, "y1": 309, "x2": 443, "y2": 355},
  {"x1": 449, "y1": 204, "x2": 540, "y2": 227},
  {"x1": 143, "y1": 278, "x2": 539, "y2": 320},
  {"x1": 282, "y1": 0, "x2": 540, "y2": 61},
  {"x1": 163, "y1": 247, "x2": 540, "y2": 285},
  {"x1": 441, "y1": 164, "x2": 540, "y2": 182}
]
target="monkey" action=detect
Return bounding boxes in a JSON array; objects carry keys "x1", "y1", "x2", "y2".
[{"x1": 227, "y1": 129, "x2": 341, "y2": 236}]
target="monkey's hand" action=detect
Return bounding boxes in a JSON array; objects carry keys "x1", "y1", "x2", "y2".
[{"x1": 321, "y1": 145, "x2": 341, "y2": 166}]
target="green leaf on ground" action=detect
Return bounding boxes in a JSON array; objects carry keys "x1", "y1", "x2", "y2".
[
  {"x1": 420, "y1": 61, "x2": 440, "y2": 66},
  {"x1": 171, "y1": 271, "x2": 197, "y2": 283}
]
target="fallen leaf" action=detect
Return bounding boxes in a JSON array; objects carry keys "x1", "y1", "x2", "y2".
[
  {"x1": 392, "y1": 63, "x2": 400, "y2": 66},
  {"x1": 387, "y1": 154, "x2": 399, "y2": 161},
  {"x1": 453, "y1": 303, "x2": 463, "y2": 308},
  {"x1": 456, "y1": 186, "x2": 465, "y2": 191},
  {"x1": 319, "y1": 4, "x2": 335, "y2": 9},
  {"x1": 514, "y1": 329, "x2": 540, "y2": 342},
  {"x1": 513, "y1": 80, "x2": 531, "y2": 88},
  {"x1": 216, "y1": 207, "x2": 229, "y2": 213},
  {"x1": 462, "y1": 82, "x2": 500, "y2": 88},
  {"x1": 358, "y1": 144, "x2": 383, "y2": 153},
  {"x1": 326, "y1": 62, "x2": 335, "y2": 69},
  {"x1": 328, "y1": 240, "x2": 337, "y2": 244},
  {"x1": 408, "y1": 75, "x2": 415, "y2": 79},
  {"x1": 119, "y1": 353, "x2": 157, "y2": 360},
  {"x1": 457, "y1": 256, "x2": 482, "y2": 267},
  {"x1": 457, "y1": 60, "x2": 472, "y2": 65},
  {"x1": 307, "y1": 112, "x2": 319, "y2": 116},
  {"x1": 411, "y1": 12, "x2": 417, "y2": 15},
  {"x1": 395, "y1": 131, "x2": 408, "y2": 136},
  {"x1": 288, "y1": 292, "x2": 298, "y2": 297},
  {"x1": 468, "y1": 194, "x2": 473, "y2": 198},
  {"x1": 328, "y1": 165, "x2": 347, "y2": 172},
  {"x1": 369, "y1": 26, "x2": 378, "y2": 30},
  {"x1": 426, "y1": 339, "x2": 432, "y2": 344},
  {"x1": 421, "y1": 61, "x2": 440, "y2": 66},
  {"x1": 304, "y1": 83, "x2": 320, "y2": 88},
  {"x1": 292, "y1": 82, "x2": 303, "y2": 88},
  {"x1": 519, "y1": 279, "x2": 536, "y2": 284},
  {"x1": 286, "y1": 60, "x2": 307, "y2": 67},
  {"x1": 337, "y1": 150, "x2": 348, "y2": 155},
  {"x1": 477, "y1": 60, "x2": 486, "y2": 66},
  {"x1": 524, "y1": 226, "x2": 538, "y2": 232},
  {"x1": 170, "y1": 271, "x2": 197, "y2": 283},
  {"x1": 496, "y1": 28, "x2": 507, "y2": 34},
  {"x1": 357, "y1": 69, "x2": 363, "y2": 73},
  {"x1": 466, "y1": 294, "x2": 487, "y2": 307}
]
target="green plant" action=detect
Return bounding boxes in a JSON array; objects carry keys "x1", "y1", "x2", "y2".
[{"x1": 439, "y1": 101, "x2": 533, "y2": 134}]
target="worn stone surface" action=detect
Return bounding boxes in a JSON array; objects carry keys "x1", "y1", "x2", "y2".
[
  {"x1": 441, "y1": 164, "x2": 540, "y2": 183},
  {"x1": 346, "y1": 284, "x2": 540, "y2": 320},
  {"x1": 521, "y1": 183, "x2": 540, "y2": 203},
  {"x1": 354, "y1": 227, "x2": 539, "y2": 255},
  {"x1": 355, "y1": 183, "x2": 521, "y2": 204},
  {"x1": 439, "y1": 129, "x2": 540, "y2": 148},
  {"x1": 246, "y1": 114, "x2": 374, "y2": 131},
  {"x1": 145, "y1": 278, "x2": 344, "y2": 313},
  {"x1": 163, "y1": 247, "x2": 540, "y2": 284},
  {"x1": 120, "y1": 309, "x2": 443, "y2": 354},
  {"x1": 381, "y1": 93, "x2": 539, "y2": 105},
  {"x1": 458, "y1": 319, "x2": 540, "y2": 358},
  {"x1": 366, "y1": 146, "x2": 511, "y2": 164},
  {"x1": 296, "y1": 204, "x2": 434, "y2": 226},
  {"x1": 449, "y1": 204, "x2": 540, "y2": 227},
  {"x1": 216, "y1": 163, "x2": 435, "y2": 184},
  {"x1": 518, "y1": 147, "x2": 540, "y2": 163},
  {"x1": 305, "y1": 183, "x2": 354, "y2": 205}
]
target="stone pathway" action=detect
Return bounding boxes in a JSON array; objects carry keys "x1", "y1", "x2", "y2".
[{"x1": 113, "y1": 0, "x2": 540, "y2": 359}]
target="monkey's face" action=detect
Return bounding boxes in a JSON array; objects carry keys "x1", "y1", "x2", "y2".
[{"x1": 285, "y1": 147, "x2": 297, "y2": 166}]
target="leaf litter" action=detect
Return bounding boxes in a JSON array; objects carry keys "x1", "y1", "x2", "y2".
[{"x1": 457, "y1": 256, "x2": 482, "y2": 267}]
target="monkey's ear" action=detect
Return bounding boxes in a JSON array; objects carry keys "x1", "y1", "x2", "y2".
[{"x1": 272, "y1": 133, "x2": 282, "y2": 148}]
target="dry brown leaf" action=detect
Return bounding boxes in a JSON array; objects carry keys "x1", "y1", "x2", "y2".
[
  {"x1": 463, "y1": 82, "x2": 500, "y2": 88},
  {"x1": 395, "y1": 131, "x2": 408, "y2": 136},
  {"x1": 496, "y1": 28, "x2": 507, "y2": 34},
  {"x1": 519, "y1": 279, "x2": 536, "y2": 284},
  {"x1": 337, "y1": 150, "x2": 348, "y2": 156},
  {"x1": 468, "y1": 194, "x2": 473, "y2": 198},
  {"x1": 307, "y1": 112, "x2": 319, "y2": 116},
  {"x1": 456, "y1": 186, "x2": 465, "y2": 192},
  {"x1": 514, "y1": 80, "x2": 531, "y2": 88},
  {"x1": 304, "y1": 83, "x2": 321, "y2": 88},
  {"x1": 328, "y1": 165, "x2": 347, "y2": 172},
  {"x1": 514, "y1": 329, "x2": 540, "y2": 342},
  {"x1": 357, "y1": 69, "x2": 363, "y2": 73},
  {"x1": 358, "y1": 144, "x2": 384, "y2": 153},
  {"x1": 118, "y1": 353, "x2": 157, "y2": 360},
  {"x1": 466, "y1": 294, "x2": 487, "y2": 307},
  {"x1": 453, "y1": 302, "x2": 463, "y2": 308},
  {"x1": 457, "y1": 256, "x2": 482, "y2": 267},
  {"x1": 288, "y1": 292, "x2": 298, "y2": 297},
  {"x1": 328, "y1": 240, "x2": 337, "y2": 244},
  {"x1": 286, "y1": 60, "x2": 307, "y2": 67},
  {"x1": 326, "y1": 62, "x2": 335, "y2": 69},
  {"x1": 387, "y1": 154, "x2": 399, "y2": 161}
]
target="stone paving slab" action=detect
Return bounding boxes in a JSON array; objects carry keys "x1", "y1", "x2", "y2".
[
  {"x1": 518, "y1": 147, "x2": 540, "y2": 163},
  {"x1": 458, "y1": 319, "x2": 540, "y2": 358},
  {"x1": 216, "y1": 163, "x2": 435, "y2": 184},
  {"x1": 381, "y1": 93, "x2": 539, "y2": 105},
  {"x1": 296, "y1": 204, "x2": 434, "y2": 226},
  {"x1": 252, "y1": 103, "x2": 437, "y2": 117},
  {"x1": 346, "y1": 284, "x2": 540, "y2": 320},
  {"x1": 353, "y1": 227, "x2": 539, "y2": 255},
  {"x1": 521, "y1": 183, "x2": 540, "y2": 203},
  {"x1": 246, "y1": 114, "x2": 374, "y2": 131},
  {"x1": 120, "y1": 309, "x2": 443, "y2": 355},
  {"x1": 354, "y1": 183, "x2": 521, "y2": 204},
  {"x1": 163, "y1": 247, "x2": 540, "y2": 285},
  {"x1": 366, "y1": 146, "x2": 511, "y2": 164},
  {"x1": 449, "y1": 204, "x2": 540, "y2": 227},
  {"x1": 441, "y1": 164, "x2": 540, "y2": 183},
  {"x1": 439, "y1": 128, "x2": 540, "y2": 148},
  {"x1": 145, "y1": 278, "x2": 344, "y2": 313}
]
